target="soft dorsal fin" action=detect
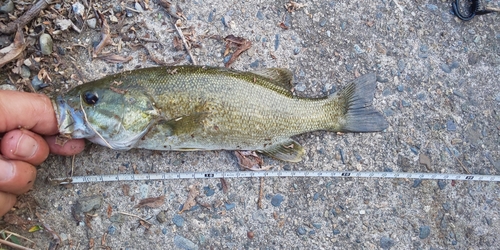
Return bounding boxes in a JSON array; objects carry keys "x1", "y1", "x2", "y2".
[{"x1": 251, "y1": 68, "x2": 294, "y2": 90}]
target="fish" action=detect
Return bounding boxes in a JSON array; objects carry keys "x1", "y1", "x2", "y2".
[{"x1": 52, "y1": 65, "x2": 388, "y2": 162}]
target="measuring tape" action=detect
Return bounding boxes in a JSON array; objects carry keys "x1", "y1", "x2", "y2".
[{"x1": 50, "y1": 170, "x2": 500, "y2": 184}]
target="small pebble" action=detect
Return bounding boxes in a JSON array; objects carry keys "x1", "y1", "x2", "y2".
[
  {"x1": 274, "y1": 34, "x2": 280, "y2": 51},
  {"x1": 0, "y1": 0, "x2": 14, "y2": 14},
  {"x1": 345, "y1": 64, "x2": 354, "y2": 72},
  {"x1": 294, "y1": 82, "x2": 306, "y2": 92},
  {"x1": 401, "y1": 100, "x2": 411, "y2": 107},
  {"x1": 319, "y1": 18, "x2": 327, "y2": 27},
  {"x1": 446, "y1": 120, "x2": 457, "y2": 131},
  {"x1": 174, "y1": 235, "x2": 198, "y2": 250},
  {"x1": 87, "y1": 18, "x2": 97, "y2": 29},
  {"x1": 207, "y1": 9, "x2": 215, "y2": 22},
  {"x1": 134, "y1": 2, "x2": 143, "y2": 12},
  {"x1": 419, "y1": 154, "x2": 431, "y2": 169},
  {"x1": 39, "y1": 34, "x2": 53, "y2": 55},
  {"x1": 440, "y1": 63, "x2": 451, "y2": 73},
  {"x1": 397, "y1": 59, "x2": 405, "y2": 72},
  {"x1": 271, "y1": 194, "x2": 284, "y2": 207},
  {"x1": 75, "y1": 195, "x2": 103, "y2": 213},
  {"x1": 20, "y1": 65, "x2": 30, "y2": 79},
  {"x1": 442, "y1": 202, "x2": 451, "y2": 211},
  {"x1": 313, "y1": 193, "x2": 320, "y2": 201},
  {"x1": 397, "y1": 85, "x2": 404, "y2": 92},
  {"x1": 312, "y1": 223, "x2": 322, "y2": 229},
  {"x1": 419, "y1": 226, "x2": 431, "y2": 239},
  {"x1": 126, "y1": 9, "x2": 133, "y2": 18},
  {"x1": 225, "y1": 203, "x2": 236, "y2": 211},
  {"x1": 333, "y1": 229, "x2": 341, "y2": 235},
  {"x1": 252, "y1": 211, "x2": 267, "y2": 223},
  {"x1": 157, "y1": 211, "x2": 167, "y2": 223},
  {"x1": 222, "y1": 16, "x2": 231, "y2": 27},
  {"x1": 162, "y1": 228, "x2": 168, "y2": 235},
  {"x1": 113, "y1": 5, "x2": 123, "y2": 13},
  {"x1": 139, "y1": 184, "x2": 149, "y2": 198},
  {"x1": 449, "y1": 61, "x2": 460, "y2": 69},
  {"x1": 437, "y1": 180, "x2": 447, "y2": 190},
  {"x1": 203, "y1": 186, "x2": 215, "y2": 196},
  {"x1": 297, "y1": 226, "x2": 306, "y2": 235},
  {"x1": 109, "y1": 214, "x2": 124, "y2": 223},
  {"x1": 172, "y1": 215, "x2": 185, "y2": 227},
  {"x1": 293, "y1": 48, "x2": 300, "y2": 55},
  {"x1": 380, "y1": 236, "x2": 395, "y2": 249},
  {"x1": 354, "y1": 44, "x2": 365, "y2": 54},
  {"x1": 108, "y1": 225, "x2": 116, "y2": 235},
  {"x1": 426, "y1": 4, "x2": 438, "y2": 11},
  {"x1": 412, "y1": 179, "x2": 422, "y2": 188},
  {"x1": 256, "y1": 10, "x2": 264, "y2": 20}
]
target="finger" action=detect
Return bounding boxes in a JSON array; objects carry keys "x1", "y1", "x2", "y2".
[
  {"x1": 1, "y1": 129, "x2": 49, "y2": 166},
  {"x1": 0, "y1": 158, "x2": 36, "y2": 195},
  {"x1": 0, "y1": 192, "x2": 16, "y2": 217},
  {"x1": 45, "y1": 136, "x2": 86, "y2": 156},
  {"x1": 0, "y1": 90, "x2": 58, "y2": 135}
]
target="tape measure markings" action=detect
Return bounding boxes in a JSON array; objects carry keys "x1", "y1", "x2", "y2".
[{"x1": 51, "y1": 171, "x2": 500, "y2": 184}]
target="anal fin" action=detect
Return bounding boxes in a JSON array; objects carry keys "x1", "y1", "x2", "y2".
[{"x1": 259, "y1": 139, "x2": 305, "y2": 162}]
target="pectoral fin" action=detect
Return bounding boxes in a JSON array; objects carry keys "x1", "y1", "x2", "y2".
[{"x1": 259, "y1": 139, "x2": 305, "y2": 162}]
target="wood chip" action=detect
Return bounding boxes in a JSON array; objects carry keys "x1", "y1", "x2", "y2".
[{"x1": 135, "y1": 196, "x2": 165, "y2": 208}]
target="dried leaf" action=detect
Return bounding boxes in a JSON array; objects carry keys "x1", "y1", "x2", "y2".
[
  {"x1": 173, "y1": 36, "x2": 183, "y2": 51},
  {"x1": 106, "y1": 204, "x2": 112, "y2": 218},
  {"x1": 235, "y1": 151, "x2": 271, "y2": 171},
  {"x1": 122, "y1": 184, "x2": 130, "y2": 196},
  {"x1": 3, "y1": 213, "x2": 30, "y2": 226},
  {"x1": 28, "y1": 225, "x2": 43, "y2": 233},
  {"x1": 139, "y1": 220, "x2": 151, "y2": 230},
  {"x1": 179, "y1": 184, "x2": 199, "y2": 213},
  {"x1": 285, "y1": 1, "x2": 307, "y2": 13},
  {"x1": 220, "y1": 178, "x2": 229, "y2": 193},
  {"x1": 96, "y1": 54, "x2": 133, "y2": 63},
  {"x1": 85, "y1": 214, "x2": 94, "y2": 230},
  {"x1": 135, "y1": 196, "x2": 165, "y2": 208},
  {"x1": 224, "y1": 35, "x2": 252, "y2": 68},
  {"x1": 0, "y1": 27, "x2": 26, "y2": 68},
  {"x1": 278, "y1": 22, "x2": 289, "y2": 30},
  {"x1": 93, "y1": 12, "x2": 112, "y2": 57}
]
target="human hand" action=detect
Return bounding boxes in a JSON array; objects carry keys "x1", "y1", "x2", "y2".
[{"x1": 0, "y1": 90, "x2": 86, "y2": 217}]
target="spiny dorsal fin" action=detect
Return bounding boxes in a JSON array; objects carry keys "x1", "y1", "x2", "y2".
[
  {"x1": 258, "y1": 139, "x2": 305, "y2": 162},
  {"x1": 251, "y1": 68, "x2": 294, "y2": 90}
]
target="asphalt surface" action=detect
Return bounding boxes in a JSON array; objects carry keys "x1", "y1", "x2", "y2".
[{"x1": 1, "y1": 0, "x2": 500, "y2": 249}]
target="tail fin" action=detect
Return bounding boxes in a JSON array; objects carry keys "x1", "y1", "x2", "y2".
[{"x1": 336, "y1": 73, "x2": 388, "y2": 132}]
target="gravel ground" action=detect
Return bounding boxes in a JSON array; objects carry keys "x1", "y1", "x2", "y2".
[{"x1": 1, "y1": 0, "x2": 500, "y2": 249}]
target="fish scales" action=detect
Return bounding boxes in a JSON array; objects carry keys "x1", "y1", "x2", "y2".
[{"x1": 53, "y1": 66, "x2": 388, "y2": 162}]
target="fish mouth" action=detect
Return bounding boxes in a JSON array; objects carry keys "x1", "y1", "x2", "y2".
[{"x1": 52, "y1": 95, "x2": 95, "y2": 139}]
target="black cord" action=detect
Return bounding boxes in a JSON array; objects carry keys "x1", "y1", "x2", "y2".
[{"x1": 452, "y1": 0, "x2": 480, "y2": 21}]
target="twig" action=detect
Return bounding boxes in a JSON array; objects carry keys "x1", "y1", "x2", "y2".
[
  {"x1": 71, "y1": 155, "x2": 75, "y2": 177},
  {"x1": 0, "y1": 0, "x2": 50, "y2": 34},
  {"x1": 173, "y1": 21, "x2": 197, "y2": 65},
  {"x1": 0, "y1": 230, "x2": 35, "y2": 244},
  {"x1": 257, "y1": 177, "x2": 264, "y2": 209},
  {"x1": 0, "y1": 238, "x2": 34, "y2": 250},
  {"x1": 117, "y1": 212, "x2": 152, "y2": 225}
]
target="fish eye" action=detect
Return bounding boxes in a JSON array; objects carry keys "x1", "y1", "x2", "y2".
[{"x1": 83, "y1": 91, "x2": 99, "y2": 105}]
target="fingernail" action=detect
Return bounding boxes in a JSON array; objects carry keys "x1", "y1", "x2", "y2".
[
  {"x1": 14, "y1": 134, "x2": 38, "y2": 158},
  {"x1": 0, "y1": 160, "x2": 15, "y2": 182}
]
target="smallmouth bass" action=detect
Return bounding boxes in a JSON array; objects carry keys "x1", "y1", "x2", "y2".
[{"x1": 53, "y1": 66, "x2": 388, "y2": 162}]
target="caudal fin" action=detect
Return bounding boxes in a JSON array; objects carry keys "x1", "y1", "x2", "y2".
[{"x1": 337, "y1": 73, "x2": 388, "y2": 132}]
